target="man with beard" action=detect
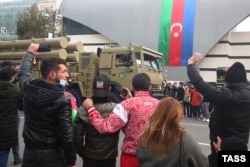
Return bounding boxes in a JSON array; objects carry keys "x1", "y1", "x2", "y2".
[{"x1": 17, "y1": 43, "x2": 76, "y2": 167}]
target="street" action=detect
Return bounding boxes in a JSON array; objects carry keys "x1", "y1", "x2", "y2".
[{"x1": 7, "y1": 111, "x2": 250, "y2": 167}]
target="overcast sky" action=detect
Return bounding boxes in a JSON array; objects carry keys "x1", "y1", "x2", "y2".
[{"x1": 236, "y1": 16, "x2": 250, "y2": 31}]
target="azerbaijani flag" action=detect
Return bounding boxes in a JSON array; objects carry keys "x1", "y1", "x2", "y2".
[{"x1": 158, "y1": 0, "x2": 196, "y2": 66}]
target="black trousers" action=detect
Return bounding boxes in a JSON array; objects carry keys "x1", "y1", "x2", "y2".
[
  {"x1": 208, "y1": 142, "x2": 218, "y2": 167},
  {"x1": 22, "y1": 148, "x2": 66, "y2": 167}
]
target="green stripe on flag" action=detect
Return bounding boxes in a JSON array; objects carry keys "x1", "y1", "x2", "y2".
[{"x1": 158, "y1": 0, "x2": 173, "y2": 66}]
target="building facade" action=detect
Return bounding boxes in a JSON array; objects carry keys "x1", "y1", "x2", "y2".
[{"x1": 1, "y1": 0, "x2": 250, "y2": 82}]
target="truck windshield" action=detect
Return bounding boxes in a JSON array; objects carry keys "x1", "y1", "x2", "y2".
[{"x1": 143, "y1": 53, "x2": 160, "y2": 70}]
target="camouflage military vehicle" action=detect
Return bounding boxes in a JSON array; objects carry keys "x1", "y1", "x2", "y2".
[{"x1": 0, "y1": 37, "x2": 164, "y2": 104}]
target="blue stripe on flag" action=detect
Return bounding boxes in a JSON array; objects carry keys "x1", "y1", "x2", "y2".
[{"x1": 181, "y1": 0, "x2": 196, "y2": 65}]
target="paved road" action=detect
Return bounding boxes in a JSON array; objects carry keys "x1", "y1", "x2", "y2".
[{"x1": 7, "y1": 111, "x2": 250, "y2": 167}]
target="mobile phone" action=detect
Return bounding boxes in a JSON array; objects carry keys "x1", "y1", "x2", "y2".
[{"x1": 38, "y1": 44, "x2": 51, "y2": 52}]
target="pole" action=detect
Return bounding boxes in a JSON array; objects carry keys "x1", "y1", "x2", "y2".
[{"x1": 52, "y1": 11, "x2": 56, "y2": 38}]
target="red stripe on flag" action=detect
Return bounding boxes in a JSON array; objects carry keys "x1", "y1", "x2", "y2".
[{"x1": 169, "y1": 0, "x2": 185, "y2": 66}]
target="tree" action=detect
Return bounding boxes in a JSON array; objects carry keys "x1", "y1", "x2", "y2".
[{"x1": 16, "y1": 4, "x2": 53, "y2": 39}]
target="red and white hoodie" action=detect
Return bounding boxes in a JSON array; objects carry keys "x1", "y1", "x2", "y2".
[{"x1": 87, "y1": 91, "x2": 159, "y2": 155}]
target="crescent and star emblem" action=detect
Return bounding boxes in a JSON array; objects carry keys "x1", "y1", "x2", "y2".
[{"x1": 170, "y1": 22, "x2": 183, "y2": 37}]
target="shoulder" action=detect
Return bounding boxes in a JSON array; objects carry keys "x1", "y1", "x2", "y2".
[
  {"x1": 56, "y1": 93, "x2": 71, "y2": 107},
  {"x1": 95, "y1": 102, "x2": 118, "y2": 113},
  {"x1": 182, "y1": 131, "x2": 209, "y2": 167},
  {"x1": 182, "y1": 131, "x2": 203, "y2": 153},
  {"x1": 78, "y1": 105, "x2": 88, "y2": 113}
]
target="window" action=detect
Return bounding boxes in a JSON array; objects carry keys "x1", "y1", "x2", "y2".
[
  {"x1": 135, "y1": 52, "x2": 141, "y2": 66},
  {"x1": 143, "y1": 53, "x2": 160, "y2": 70},
  {"x1": 115, "y1": 53, "x2": 132, "y2": 67}
]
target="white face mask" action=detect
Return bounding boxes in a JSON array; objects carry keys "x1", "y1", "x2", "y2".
[{"x1": 59, "y1": 80, "x2": 67, "y2": 87}]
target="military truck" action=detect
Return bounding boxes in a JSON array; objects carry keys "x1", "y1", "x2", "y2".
[{"x1": 0, "y1": 37, "x2": 164, "y2": 103}]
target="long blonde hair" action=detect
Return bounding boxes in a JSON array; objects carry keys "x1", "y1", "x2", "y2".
[{"x1": 139, "y1": 97, "x2": 185, "y2": 157}]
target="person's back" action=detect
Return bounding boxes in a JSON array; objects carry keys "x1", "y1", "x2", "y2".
[
  {"x1": 189, "y1": 88, "x2": 202, "y2": 107},
  {"x1": 136, "y1": 97, "x2": 208, "y2": 167},
  {"x1": 1, "y1": 60, "x2": 23, "y2": 165},
  {"x1": 213, "y1": 136, "x2": 248, "y2": 151},
  {"x1": 83, "y1": 73, "x2": 159, "y2": 167},
  {"x1": 120, "y1": 91, "x2": 158, "y2": 155},
  {"x1": 76, "y1": 75, "x2": 119, "y2": 167},
  {"x1": 0, "y1": 66, "x2": 20, "y2": 167},
  {"x1": 17, "y1": 43, "x2": 76, "y2": 167},
  {"x1": 176, "y1": 82, "x2": 185, "y2": 102},
  {"x1": 163, "y1": 83, "x2": 171, "y2": 96},
  {"x1": 77, "y1": 102, "x2": 119, "y2": 167},
  {"x1": 170, "y1": 82, "x2": 177, "y2": 98},
  {"x1": 187, "y1": 53, "x2": 250, "y2": 167}
]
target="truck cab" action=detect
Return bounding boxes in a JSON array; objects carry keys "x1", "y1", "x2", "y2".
[
  {"x1": 70, "y1": 42, "x2": 164, "y2": 99},
  {"x1": 98, "y1": 43, "x2": 163, "y2": 94}
]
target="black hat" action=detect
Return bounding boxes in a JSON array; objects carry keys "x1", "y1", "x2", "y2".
[
  {"x1": 225, "y1": 62, "x2": 246, "y2": 83},
  {"x1": 221, "y1": 136, "x2": 248, "y2": 151},
  {"x1": 93, "y1": 75, "x2": 110, "y2": 97}
]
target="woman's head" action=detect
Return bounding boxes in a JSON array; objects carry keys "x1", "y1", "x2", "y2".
[
  {"x1": 150, "y1": 97, "x2": 183, "y2": 130},
  {"x1": 139, "y1": 97, "x2": 184, "y2": 156}
]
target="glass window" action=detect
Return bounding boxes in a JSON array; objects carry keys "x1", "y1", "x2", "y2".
[
  {"x1": 143, "y1": 53, "x2": 160, "y2": 70},
  {"x1": 135, "y1": 52, "x2": 141, "y2": 66},
  {"x1": 115, "y1": 53, "x2": 132, "y2": 67}
]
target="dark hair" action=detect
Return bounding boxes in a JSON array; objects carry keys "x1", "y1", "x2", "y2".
[
  {"x1": 110, "y1": 81, "x2": 123, "y2": 94},
  {"x1": 109, "y1": 81, "x2": 124, "y2": 103},
  {"x1": 1, "y1": 60, "x2": 13, "y2": 68},
  {"x1": 132, "y1": 73, "x2": 151, "y2": 91},
  {"x1": 40, "y1": 57, "x2": 67, "y2": 79},
  {"x1": 0, "y1": 66, "x2": 16, "y2": 81}
]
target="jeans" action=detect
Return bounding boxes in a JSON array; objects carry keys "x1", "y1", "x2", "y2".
[
  {"x1": 12, "y1": 110, "x2": 21, "y2": 161},
  {"x1": 12, "y1": 144, "x2": 20, "y2": 161},
  {"x1": 191, "y1": 105, "x2": 201, "y2": 118},
  {"x1": 21, "y1": 148, "x2": 66, "y2": 167},
  {"x1": 183, "y1": 102, "x2": 191, "y2": 116},
  {"x1": 0, "y1": 148, "x2": 10, "y2": 167},
  {"x1": 201, "y1": 102, "x2": 210, "y2": 119}
]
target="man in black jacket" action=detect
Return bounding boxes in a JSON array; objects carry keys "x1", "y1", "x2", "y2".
[
  {"x1": 187, "y1": 52, "x2": 250, "y2": 167},
  {"x1": 75, "y1": 74, "x2": 119, "y2": 167},
  {"x1": 1, "y1": 60, "x2": 22, "y2": 165},
  {"x1": 0, "y1": 66, "x2": 21, "y2": 167},
  {"x1": 17, "y1": 43, "x2": 76, "y2": 167}
]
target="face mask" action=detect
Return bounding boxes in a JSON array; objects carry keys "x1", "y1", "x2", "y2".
[{"x1": 59, "y1": 80, "x2": 67, "y2": 87}]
